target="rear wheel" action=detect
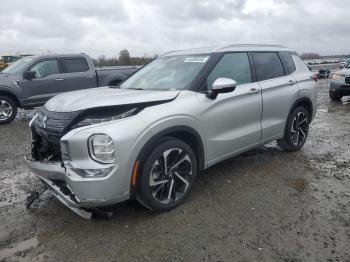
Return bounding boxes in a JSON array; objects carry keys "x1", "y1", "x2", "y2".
[
  {"x1": 277, "y1": 107, "x2": 310, "y2": 152},
  {"x1": 136, "y1": 138, "x2": 198, "y2": 212},
  {"x1": 329, "y1": 91, "x2": 343, "y2": 101},
  {"x1": 0, "y1": 96, "x2": 17, "y2": 124}
]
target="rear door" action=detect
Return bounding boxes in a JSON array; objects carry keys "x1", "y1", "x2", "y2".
[
  {"x1": 200, "y1": 52, "x2": 263, "y2": 165},
  {"x1": 62, "y1": 57, "x2": 97, "y2": 91},
  {"x1": 19, "y1": 58, "x2": 67, "y2": 105},
  {"x1": 251, "y1": 52, "x2": 299, "y2": 141}
]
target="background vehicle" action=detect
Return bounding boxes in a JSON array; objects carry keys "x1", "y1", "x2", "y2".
[
  {"x1": 329, "y1": 60, "x2": 350, "y2": 100},
  {"x1": 0, "y1": 54, "x2": 139, "y2": 124},
  {"x1": 317, "y1": 69, "x2": 331, "y2": 79},
  {"x1": 27, "y1": 45, "x2": 317, "y2": 218}
]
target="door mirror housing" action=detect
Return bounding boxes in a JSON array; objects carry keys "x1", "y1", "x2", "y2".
[
  {"x1": 206, "y1": 77, "x2": 237, "y2": 99},
  {"x1": 23, "y1": 71, "x2": 36, "y2": 80}
]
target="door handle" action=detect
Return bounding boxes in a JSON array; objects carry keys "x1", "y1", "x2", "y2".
[
  {"x1": 287, "y1": 79, "x2": 296, "y2": 85},
  {"x1": 248, "y1": 88, "x2": 259, "y2": 95},
  {"x1": 55, "y1": 78, "x2": 64, "y2": 81},
  {"x1": 85, "y1": 76, "x2": 94, "y2": 79}
]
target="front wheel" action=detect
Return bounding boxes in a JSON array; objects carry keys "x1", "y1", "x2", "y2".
[
  {"x1": 136, "y1": 138, "x2": 198, "y2": 212},
  {"x1": 0, "y1": 96, "x2": 17, "y2": 125},
  {"x1": 277, "y1": 107, "x2": 310, "y2": 152}
]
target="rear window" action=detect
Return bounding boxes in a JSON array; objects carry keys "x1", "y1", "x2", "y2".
[
  {"x1": 279, "y1": 52, "x2": 296, "y2": 75},
  {"x1": 252, "y1": 52, "x2": 285, "y2": 81},
  {"x1": 63, "y1": 58, "x2": 89, "y2": 73}
]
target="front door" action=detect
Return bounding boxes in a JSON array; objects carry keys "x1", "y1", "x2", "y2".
[
  {"x1": 200, "y1": 53, "x2": 263, "y2": 165},
  {"x1": 20, "y1": 59, "x2": 67, "y2": 105}
]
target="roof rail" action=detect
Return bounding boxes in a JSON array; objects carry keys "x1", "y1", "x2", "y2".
[{"x1": 214, "y1": 44, "x2": 285, "y2": 52}]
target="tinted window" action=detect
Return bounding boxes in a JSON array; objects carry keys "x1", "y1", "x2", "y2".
[
  {"x1": 252, "y1": 52, "x2": 285, "y2": 81},
  {"x1": 64, "y1": 58, "x2": 89, "y2": 73},
  {"x1": 29, "y1": 60, "x2": 59, "y2": 78},
  {"x1": 207, "y1": 53, "x2": 252, "y2": 89},
  {"x1": 279, "y1": 52, "x2": 296, "y2": 75}
]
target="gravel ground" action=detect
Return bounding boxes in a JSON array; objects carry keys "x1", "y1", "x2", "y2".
[{"x1": 0, "y1": 81, "x2": 349, "y2": 262}]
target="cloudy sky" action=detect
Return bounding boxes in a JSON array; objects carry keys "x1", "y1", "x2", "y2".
[{"x1": 0, "y1": 0, "x2": 349, "y2": 58}]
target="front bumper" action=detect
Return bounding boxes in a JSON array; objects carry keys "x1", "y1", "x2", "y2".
[
  {"x1": 330, "y1": 80, "x2": 350, "y2": 95},
  {"x1": 26, "y1": 158, "x2": 129, "y2": 210}
]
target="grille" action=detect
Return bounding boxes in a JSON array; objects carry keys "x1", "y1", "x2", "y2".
[
  {"x1": 34, "y1": 107, "x2": 81, "y2": 143},
  {"x1": 31, "y1": 107, "x2": 81, "y2": 161},
  {"x1": 345, "y1": 77, "x2": 350, "y2": 85}
]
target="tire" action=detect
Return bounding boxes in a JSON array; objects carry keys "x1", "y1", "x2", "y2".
[
  {"x1": 0, "y1": 96, "x2": 17, "y2": 125},
  {"x1": 329, "y1": 91, "x2": 342, "y2": 101},
  {"x1": 277, "y1": 106, "x2": 310, "y2": 152},
  {"x1": 136, "y1": 137, "x2": 198, "y2": 212}
]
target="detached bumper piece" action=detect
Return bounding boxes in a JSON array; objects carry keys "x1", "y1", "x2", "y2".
[
  {"x1": 38, "y1": 176, "x2": 94, "y2": 220},
  {"x1": 26, "y1": 159, "x2": 113, "y2": 220}
]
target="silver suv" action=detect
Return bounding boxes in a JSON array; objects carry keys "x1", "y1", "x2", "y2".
[{"x1": 27, "y1": 45, "x2": 317, "y2": 218}]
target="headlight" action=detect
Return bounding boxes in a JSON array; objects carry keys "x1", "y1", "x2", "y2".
[
  {"x1": 88, "y1": 134, "x2": 115, "y2": 164},
  {"x1": 331, "y1": 74, "x2": 343, "y2": 81},
  {"x1": 73, "y1": 108, "x2": 138, "y2": 129}
]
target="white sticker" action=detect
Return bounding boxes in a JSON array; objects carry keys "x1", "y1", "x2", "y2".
[{"x1": 184, "y1": 57, "x2": 209, "y2": 63}]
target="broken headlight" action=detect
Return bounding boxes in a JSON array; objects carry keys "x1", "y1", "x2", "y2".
[
  {"x1": 73, "y1": 108, "x2": 138, "y2": 129},
  {"x1": 88, "y1": 134, "x2": 115, "y2": 164}
]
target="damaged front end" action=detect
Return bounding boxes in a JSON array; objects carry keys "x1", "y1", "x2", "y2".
[{"x1": 27, "y1": 108, "x2": 110, "y2": 219}]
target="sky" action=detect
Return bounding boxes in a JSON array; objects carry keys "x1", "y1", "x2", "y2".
[{"x1": 0, "y1": 0, "x2": 349, "y2": 58}]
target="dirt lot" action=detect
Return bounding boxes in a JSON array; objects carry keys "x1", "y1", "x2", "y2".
[{"x1": 0, "y1": 81, "x2": 349, "y2": 262}]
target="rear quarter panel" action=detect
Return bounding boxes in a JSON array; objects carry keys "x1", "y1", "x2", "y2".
[{"x1": 292, "y1": 55, "x2": 318, "y2": 119}]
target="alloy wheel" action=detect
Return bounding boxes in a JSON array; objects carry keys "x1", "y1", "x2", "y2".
[
  {"x1": 149, "y1": 148, "x2": 192, "y2": 204},
  {"x1": 291, "y1": 112, "x2": 308, "y2": 146},
  {"x1": 0, "y1": 100, "x2": 13, "y2": 121}
]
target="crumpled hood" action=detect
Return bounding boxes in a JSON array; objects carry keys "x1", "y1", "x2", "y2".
[{"x1": 44, "y1": 87, "x2": 180, "y2": 112}]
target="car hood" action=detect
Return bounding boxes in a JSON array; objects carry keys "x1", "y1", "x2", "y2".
[
  {"x1": 44, "y1": 87, "x2": 180, "y2": 112},
  {"x1": 0, "y1": 73, "x2": 18, "y2": 86}
]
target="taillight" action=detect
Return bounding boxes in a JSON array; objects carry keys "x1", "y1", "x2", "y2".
[{"x1": 311, "y1": 75, "x2": 318, "y2": 82}]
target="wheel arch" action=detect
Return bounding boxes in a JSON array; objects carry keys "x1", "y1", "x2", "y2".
[
  {"x1": 137, "y1": 125, "x2": 205, "y2": 171},
  {"x1": 290, "y1": 97, "x2": 313, "y2": 121},
  {"x1": 0, "y1": 89, "x2": 20, "y2": 107}
]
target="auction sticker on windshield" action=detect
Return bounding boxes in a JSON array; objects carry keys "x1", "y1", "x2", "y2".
[{"x1": 184, "y1": 57, "x2": 209, "y2": 63}]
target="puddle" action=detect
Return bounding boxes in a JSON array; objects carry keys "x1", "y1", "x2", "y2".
[{"x1": 0, "y1": 236, "x2": 39, "y2": 260}]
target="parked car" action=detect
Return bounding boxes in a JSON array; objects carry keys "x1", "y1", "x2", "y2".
[
  {"x1": 27, "y1": 45, "x2": 317, "y2": 218},
  {"x1": 316, "y1": 69, "x2": 331, "y2": 79},
  {"x1": 0, "y1": 54, "x2": 139, "y2": 124},
  {"x1": 329, "y1": 61, "x2": 350, "y2": 100}
]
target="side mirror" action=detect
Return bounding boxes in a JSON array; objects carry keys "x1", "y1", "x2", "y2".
[
  {"x1": 206, "y1": 77, "x2": 237, "y2": 99},
  {"x1": 23, "y1": 71, "x2": 36, "y2": 80}
]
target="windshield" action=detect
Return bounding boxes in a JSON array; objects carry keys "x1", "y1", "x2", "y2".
[
  {"x1": 345, "y1": 61, "x2": 350, "y2": 68},
  {"x1": 2, "y1": 57, "x2": 34, "y2": 74},
  {"x1": 120, "y1": 55, "x2": 210, "y2": 90}
]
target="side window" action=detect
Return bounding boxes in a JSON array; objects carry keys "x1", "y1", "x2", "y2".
[
  {"x1": 29, "y1": 60, "x2": 59, "y2": 78},
  {"x1": 279, "y1": 51, "x2": 296, "y2": 75},
  {"x1": 252, "y1": 52, "x2": 285, "y2": 81},
  {"x1": 207, "y1": 53, "x2": 252, "y2": 89},
  {"x1": 63, "y1": 58, "x2": 89, "y2": 73}
]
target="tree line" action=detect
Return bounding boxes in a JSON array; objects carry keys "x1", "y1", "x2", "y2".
[{"x1": 92, "y1": 49, "x2": 157, "y2": 67}]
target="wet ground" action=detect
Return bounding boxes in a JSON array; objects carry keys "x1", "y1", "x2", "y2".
[{"x1": 0, "y1": 81, "x2": 349, "y2": 262}]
